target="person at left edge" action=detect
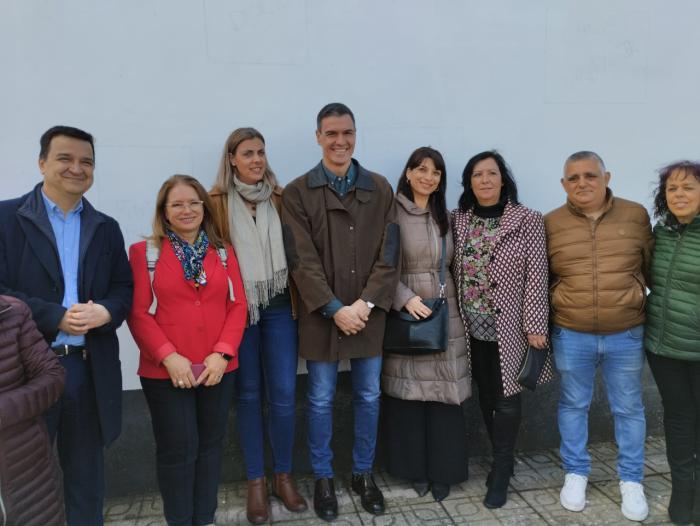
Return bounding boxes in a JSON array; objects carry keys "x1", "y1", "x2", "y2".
[
  {"x1": 0, "y1": 125, "x2": 133, "y2": 526},
  {"x1": 127, "y1": 175, "x2": 247, "y2": 526}
]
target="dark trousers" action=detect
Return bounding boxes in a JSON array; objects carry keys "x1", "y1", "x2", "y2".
[
  {"x1": 45, "y1": 353, "x2": 105, "y2": 526},
  {"x1": 470, "y1": 337, "x2": 521, "y2": 468},
  {"x1": 383, "y1": 395, "x2": 468, "y2": 485},
  {"x1": 141, "y1": 372, "x2": 236, "y2": 526},
  {"x1": 646, "y1": 351, "x2": 700, "y2": 485}
]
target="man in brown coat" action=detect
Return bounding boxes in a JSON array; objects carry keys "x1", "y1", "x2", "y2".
[
  {"x1": 282, "y1": 103, "x2": 399, "y2": 521},
  {"x1": 545, "y1": 151, "x2": 653, "y2": 522}
]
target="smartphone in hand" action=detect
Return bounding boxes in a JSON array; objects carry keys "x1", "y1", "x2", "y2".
[{"x1": 191, "y1": 363, "x2": 206, "y2": 379}]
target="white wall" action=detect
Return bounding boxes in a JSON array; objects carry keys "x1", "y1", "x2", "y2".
[{"x1": 2, "y1": 0, "x2": 699, "y2": 389}]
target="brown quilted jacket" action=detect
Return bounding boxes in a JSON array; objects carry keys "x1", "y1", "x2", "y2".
[
  {"x1": 544, "y1": 190, "x2": 654, "y2": 334},
  {"x1": 0, "y1": 296, "x2": 65, "y2": 526}
]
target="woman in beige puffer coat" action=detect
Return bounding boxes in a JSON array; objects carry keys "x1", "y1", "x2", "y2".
[{"x1": 381, "y1": 147, "x2": 470, "y2": 502}]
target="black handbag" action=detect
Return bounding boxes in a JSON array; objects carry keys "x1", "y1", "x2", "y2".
[
  {"x1": 516, "y1": 345, "x2": 550, "y2": 391},
  {"x1": 383, "y1": 236, "x2": 449, "y2": 356}
]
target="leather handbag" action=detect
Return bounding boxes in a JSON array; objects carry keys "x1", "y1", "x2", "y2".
[
  {"x1": 516, "y1": 345, "x2": 550, "y2": 391},
  {"x1": 383, "y1": 236, "x2": 449, "y2": 356}
]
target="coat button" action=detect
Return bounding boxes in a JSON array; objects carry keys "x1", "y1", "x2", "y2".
[
  {"x1": 349, "y1": 225, "x2": 354, "y2": 231},
  {"x1": 195, "y1": 300, "x2": 201, "y2": 306},
  {"x1": 495, "y1": 308, "x2": 501, "y2": 314},
  {"x1": 351, "y1": 269, "x2": 355, "y2": 274}
]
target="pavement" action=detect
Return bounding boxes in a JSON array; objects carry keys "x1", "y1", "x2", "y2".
[{"x1": 104, "y1": 436, "x2": 674, "y2": 525}]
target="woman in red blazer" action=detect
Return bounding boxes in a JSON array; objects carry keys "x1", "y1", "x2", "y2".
[{"x1": 128, "y1": 174, "x2": 246, "y2": 526}]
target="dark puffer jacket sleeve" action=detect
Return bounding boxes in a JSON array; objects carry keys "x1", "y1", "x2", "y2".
[{"x1": 0, "y1": 300, "x2": 64, "y2": 430}]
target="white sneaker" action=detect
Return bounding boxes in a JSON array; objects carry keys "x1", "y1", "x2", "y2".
[
  {"x1": 620, "y1": 481, "x2": 649, "y2": 522},
  {"x1": 560, "y1": 473, "x2": 588, "y2": 512}
]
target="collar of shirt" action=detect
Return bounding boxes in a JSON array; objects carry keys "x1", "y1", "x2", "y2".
[
  {"x1": 322, "y1": 161, "x2": 357, "y2": 198},
  {"x1": 41, "y1": 189, "x2": 84, "y2": 219}
]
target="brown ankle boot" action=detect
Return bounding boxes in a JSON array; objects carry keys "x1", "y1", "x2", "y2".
[
  {"x1": 246, "y1": 477, "x2": 269, "y2": 524},
  {"x1": 272, "y1": 472, "x2": 308, "y2": 512}
]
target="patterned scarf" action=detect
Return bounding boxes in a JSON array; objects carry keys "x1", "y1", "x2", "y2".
[{"x1": 166, "y1": 228, "x2": 209, "y2": 287}]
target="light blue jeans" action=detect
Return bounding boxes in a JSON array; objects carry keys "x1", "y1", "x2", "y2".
[
  {"x1": 551, "y1": 324, "x2": 646, "y2": 482},
  {"x1": 306, "y1": 356, "x2": 382, "y2": 478}
]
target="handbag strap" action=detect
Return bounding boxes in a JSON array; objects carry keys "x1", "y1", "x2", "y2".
[{"x1": 439, "y1": 235, "x2": 446, "y2": 298}]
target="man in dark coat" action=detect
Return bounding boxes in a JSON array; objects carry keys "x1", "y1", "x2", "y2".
[
  {"x1": 282, "y1": 103, "x2": 399, "y2": 521},
  {"x1": 0, "y1": 125, "x2": 133, "y2": 525}
]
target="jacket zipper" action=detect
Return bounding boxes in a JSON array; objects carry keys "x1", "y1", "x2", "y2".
[
  {"x1": 655, "y1": 228, "x2": 684, "y2": 353},
  {"x1": 590, "y1": 218, "x2": 599, "y2": 331},
  {"x1": 0, "y1": 471, "x2": 6, "y2": 526}
]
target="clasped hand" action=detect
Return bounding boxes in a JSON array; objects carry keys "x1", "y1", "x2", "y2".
[
  {"x1": 58, "y1": 300, "x2": 112, "y2": 335},
  {"x1": 333, "y1": 299, "x2": 371, "y2": 336}
]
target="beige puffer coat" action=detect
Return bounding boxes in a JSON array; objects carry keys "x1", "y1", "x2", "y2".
[{"x1": 381, "y1": 194, "x2": 470, "y2": 405}]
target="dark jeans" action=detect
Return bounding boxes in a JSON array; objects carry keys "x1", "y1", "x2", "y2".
[
  {"x1": 646, "y1": 351, "x2": 700, "y2": 484},
  {"x1": 383, "y1": 395, "x2": 468, "y2": 485},
  {"x1": 45, "y1": 353, "x2": 105, "y2": 526},
  {"x1": 141, "y1": 372, "x2": 236, "y2": 526},
  {"x1": 470, "y1": 337, "x2": 521, "y2": 467},
  {"x1": 235, "y1": 304, "x2": 298, "y2": 479}
]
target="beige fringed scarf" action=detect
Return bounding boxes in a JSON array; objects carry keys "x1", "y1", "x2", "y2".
[{"x1": 227, "y1": 176, "x2": 288, "y2": 324}]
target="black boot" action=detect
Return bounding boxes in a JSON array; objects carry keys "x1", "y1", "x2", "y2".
[
  {"x1": 483, "y1": 393, "x2": 521, "y2": 509},
  {"x1": 668, "y1": 479, "x2": 693, "y2": 524},
  {"x1": 483, "y1": 461, "x2": 513, "y2": 508}
]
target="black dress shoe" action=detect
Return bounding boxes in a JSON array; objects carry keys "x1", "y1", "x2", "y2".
[
  {"x1": 412, "y1": 479, "x2": 430, "y2": 497},
  {"x1": 313, "y1": 477, "x2": 338, "y2": 522},
  {"x1": 351, "y1": 472, "x2": 385, "y2": 515},
  {"x1": 431, "y1": 482, "x2": 450, "y2": 502}
]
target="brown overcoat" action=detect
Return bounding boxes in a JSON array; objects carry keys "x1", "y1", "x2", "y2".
[
  {"x1": 281, "y1": 160, "x2": 400, "y2": 361},
  {"x1": 0, "y1": 296, "x2": 65, "y2": 526},
  {"x1": 381, "y1": 194, "x2": 471, "y2": 405},
  {"x1": 451, "y1": 202, "x2": 552, "y2": 397}
]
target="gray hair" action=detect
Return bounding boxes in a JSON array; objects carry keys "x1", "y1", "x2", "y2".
[{"x1": 564, "y1": 151, "x2": 606, "y2": 173}]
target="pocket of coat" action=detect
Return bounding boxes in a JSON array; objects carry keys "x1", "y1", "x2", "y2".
[{"x1": 632, "y1": 272, "x2": 647, "y2": 315}]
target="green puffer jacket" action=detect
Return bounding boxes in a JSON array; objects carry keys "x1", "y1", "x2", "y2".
[{"x1": 645, "y1": 214, "x2": 700, "y2": 360}]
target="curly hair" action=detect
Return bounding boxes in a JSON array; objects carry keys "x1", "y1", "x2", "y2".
[{"x1": 652, "y1": 161, "x2": 700, "y2": 219}]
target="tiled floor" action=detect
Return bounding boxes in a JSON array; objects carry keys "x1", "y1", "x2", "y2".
[{"x1": 104, "y1": 437, "x2": 672, "y2": 525}]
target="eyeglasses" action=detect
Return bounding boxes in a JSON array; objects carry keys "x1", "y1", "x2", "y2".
[{"x1": 166, "y1": 200, "x2": 204, "y2": 212}]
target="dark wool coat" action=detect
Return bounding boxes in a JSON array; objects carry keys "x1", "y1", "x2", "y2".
[
  {"x1": 451, "y1": 202, "x2": 552, "y2": 397},
  {"x1": 0, "y1": 183, "x2": 133, "y2": 446},
  {"x1": 0, "y1": 296, "x2": 65, "y2": 526},
  {"x1": 281, "y1": 160, "x2": 400, "y2": 361}
]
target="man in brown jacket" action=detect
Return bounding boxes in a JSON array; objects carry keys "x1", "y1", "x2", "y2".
[
  {"x1": 545, "y1": 151, "x2": 653, "y2": 522},
  {"x1": 282, "y1": 103, "x2": 399, "y2": 521}
]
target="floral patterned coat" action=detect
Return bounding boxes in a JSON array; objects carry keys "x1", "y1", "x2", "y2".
[{"x1": 451, "y1": 202, "x2": 552, "y2": 397}]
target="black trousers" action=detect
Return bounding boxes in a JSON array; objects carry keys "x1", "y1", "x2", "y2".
[
  {"x1": 383, "y1": 395, "x2": 469, "y2": 485},
  {"x1": 141, "y1": 372, "x2": 236, "y2": 526},
  {"x1": 646, "y1": 351, "x2": 700, "y2": 485},
  {"x1": 470, "y1": 337, "x2": 521, "y2": 467}
]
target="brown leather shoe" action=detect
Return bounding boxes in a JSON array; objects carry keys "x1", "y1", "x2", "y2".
[
  {"x1": 246, "y1": 477, "x2": 269, "y2": 524},
  {"x1": 272, "y1": 472, "x2": 308, "y2": 512}
]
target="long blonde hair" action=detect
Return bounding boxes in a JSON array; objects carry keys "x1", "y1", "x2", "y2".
[
  {"x1": 150, "y1": 174, "x2": 225, "y2": 249},
  {"x1": 212, "y1": 127, "x2": 280, "y2": 193}
]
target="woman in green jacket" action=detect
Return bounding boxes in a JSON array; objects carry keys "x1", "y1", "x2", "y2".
[{"x1": 645, "y1": 160, "x2": 700, "y2": 525}]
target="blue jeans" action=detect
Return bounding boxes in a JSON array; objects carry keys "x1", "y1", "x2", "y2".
[
  {"x1": 306, "y1": 356, "x2": 382, "y2": 478},
  {"x1": 141, "y1": 372, "x2": 236, "y2": 526},
  {"x1": 235, "y1": 304, "x2": 298, "y2": 479},
  {"x1": 45, "y1": 353, "x2": 105, "y2": 526},
  {"x1": 551, "y1": 324, "x2": 646, "y2": 482}
]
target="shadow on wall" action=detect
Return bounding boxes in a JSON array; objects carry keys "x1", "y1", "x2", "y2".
[{"x1": 105, "y1": 364, "x2": 663, "y2": 497}]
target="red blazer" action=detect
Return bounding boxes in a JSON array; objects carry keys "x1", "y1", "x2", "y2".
[{"x1": 127, "y1": 239, "x2": 247, "y2": 379}]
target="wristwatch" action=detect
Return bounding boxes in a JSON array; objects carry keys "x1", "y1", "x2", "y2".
[
  {"x1": 366, "y1": 301, "x2": 375, "y2": 310},
  {"x1": 220, "y1": 353, "x2": 232, "y2": 361}
]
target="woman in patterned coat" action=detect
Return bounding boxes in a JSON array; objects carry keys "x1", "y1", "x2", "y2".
[{"x1": 451, "y1": 150, "x2": 551, "y2": 509}]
